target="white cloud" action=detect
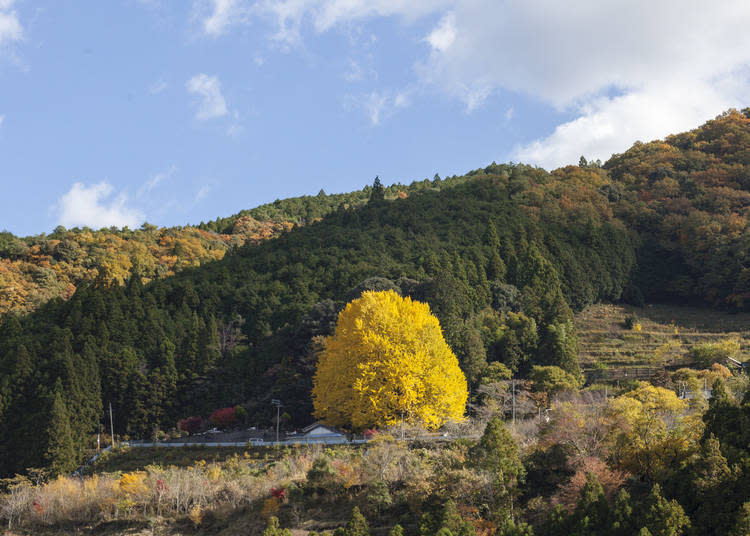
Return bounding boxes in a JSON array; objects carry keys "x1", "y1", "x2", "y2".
[
  {"x1": 194, "y1": 0, "x2": 249, "y2": 37},
  {"x1": 417, "y1": 0, "x2": 750, "y2": 166},
  {"x1": 0, "y1": 114, "x2": 4, "y2": 127},
  {"x1": 186, "y1": 73, "x2": 228, "y2": 120},
  {"x1": 419, "y1": 1, "x2": 750, "y2": 108},
  {"x1": 204, "y1": 1, "x2": 750, "y2": 166},
  {"x1": 425, "y1": 13, "x2": 454, "y2": 53},
  {"x1": 514, "y1": 81, "x2": 745, "y2": 169},
  {"x1": 0, "y1": 0, "x2": 22, "y2": 45},
  {"x1": 58, "y1": 182, "x2": 144, "y2": 230}
]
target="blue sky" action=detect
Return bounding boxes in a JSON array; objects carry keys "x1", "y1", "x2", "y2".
[{"x1": 1, "y1": 0, "x2": 749, "y2": 236}]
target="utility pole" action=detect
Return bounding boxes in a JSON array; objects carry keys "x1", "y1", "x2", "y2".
[
  {"x1": 109, "y1": 402, "x2": 115, "y2": 449},
  {"x1": 511, "y1": 379, "x2": 516, "y2": 424},
  {"x1": 271, "y1": 399, "x2": 282, "y2": 443}
]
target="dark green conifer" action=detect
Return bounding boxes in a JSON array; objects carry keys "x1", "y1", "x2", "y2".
[{"x1": 44, "y1": 383, "x2": 77, "y2": 476}]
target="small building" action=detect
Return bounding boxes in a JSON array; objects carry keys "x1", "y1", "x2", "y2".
[{"x1": 299, "y1": 422, "x2": 346, "y2": 438}]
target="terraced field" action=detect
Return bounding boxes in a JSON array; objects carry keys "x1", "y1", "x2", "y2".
[{"x1": 574, "y1": 304, "x2": 750, "y2": 381}]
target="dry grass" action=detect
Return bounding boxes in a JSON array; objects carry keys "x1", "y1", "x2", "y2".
[{"x1": 0, "y1": 448, "x2": 321, "y2": 531}]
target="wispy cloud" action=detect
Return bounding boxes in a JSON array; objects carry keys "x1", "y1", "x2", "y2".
[
  {"x1": 359, "y1": 89, "x2": 411, "y2": 125},
  {"x1": 186, "y1": 73, "x2": 228, "y2": 120},
  {"x1": 195, "y1": 184, "x2": 211, "y2": 202},
  {"x1": 57, "y1": 182, "x2": 144, "y2": 230},
  {"x1": 149, "y1": 79, "x2": 168, "y2": 95},
  {"x1": 213, "y1": 0, "x2": 750, "y2": 167},
  {"x1": 137, "y1": 165, "x2": 176, "y2": 198}
]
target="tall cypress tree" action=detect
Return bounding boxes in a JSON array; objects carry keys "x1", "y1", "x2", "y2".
[{"x1": 44, "y1": 383, "x2": 77, "y2": 476}]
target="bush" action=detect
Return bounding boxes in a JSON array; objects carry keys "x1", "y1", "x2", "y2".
[
  {"x1": 624, "y1": 314, "x2": 639, "y2": 330},
  {"x1": 178, "y1": 416, "x2": 205, "y2": 435},
  {"x1": 691, "y1": 339, "x2": 741, "y2": 368},
  {"x1": 529, "y1": 365, "x2": 582, "y2": 395},
  {"x1": 209, "y1": 407, "x2": 238, "y2": 428}
]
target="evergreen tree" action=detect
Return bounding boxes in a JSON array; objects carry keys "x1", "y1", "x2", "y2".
[
  {"x1": 263, "y1": 516, "x2": 293, "y2": 536},
  {"x1": 44, "y1": 384, "x2": 77, "y2": 476},
  {"x1": 438, "y1": 501, "x2": 475, "y2": 536},
  {"x1": 484, "y1": 222, "x2": 507, "y2": 280},
  {"x1": 538, "y1": 321, "x2": 581, "y2": 380},
  {"x1": 570, "y1": 473, "x2": 610, "y2": 534},
  {"x1": 369, "y1": 177, "x2": 385, "y2": 203},
  {"x1": 345, "y1": 507, "x2": 370, "y2": 536},
  {"x1": 473, "y1": 416, "x2": 524, "y2": 517},
  {"x1": 640, "y1": 484, "x2": 690, "y2": 536},
  {"x1": 610, "y1": 489, "x2": 636, "y2": 536}
]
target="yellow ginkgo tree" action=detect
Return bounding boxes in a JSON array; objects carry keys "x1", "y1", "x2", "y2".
[{"x1": 312, "y1": 290, "x2": 467, "y2": 430}]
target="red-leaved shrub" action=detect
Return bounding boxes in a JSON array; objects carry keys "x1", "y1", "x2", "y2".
[
  {"x1": 209, "y1": 407, "x2": 238, "y2": 428},
  {"x1": 178, "y1": 416, "x2": 205, "y2": 435}
]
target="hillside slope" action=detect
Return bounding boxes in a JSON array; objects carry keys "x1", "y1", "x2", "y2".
[
  {"x1": 0, "y1": 162, "x2": 634, "y2": 475},
  {"x1": 1, "y1": 110, "x2": 749, "y2": 477},
  {"x1": 0, "y1": 177, "x2": 465, "y2": 316}
]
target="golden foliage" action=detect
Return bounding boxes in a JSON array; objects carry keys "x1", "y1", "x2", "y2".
[
  {"x1": 607, "y1": 383, "x2": 702, "y2": 479},
  {"x1": 312, "y1": 290, "x2": 467, "y2": 430},
  {"x1": 0, "y1": 219, "x2": 297, "y2": 315},
  {"x1": 119, "y1": 472, "x2": 147, "y2": 497}
]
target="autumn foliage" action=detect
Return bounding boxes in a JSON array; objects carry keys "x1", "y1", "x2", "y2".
[
  {"x1": 208, "y1": 407, "x2": 239, "y2": 428},
  {"x1": 177, "y1": 416, "x2": 205, "y2": 435},
  {"x1": 312, "y1": 290, "x2": 468, "y2": 430}
]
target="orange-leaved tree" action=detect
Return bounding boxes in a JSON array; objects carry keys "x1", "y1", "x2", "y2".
[{"x1": 312, "y1": 290, "x2": 467, "y2": 430}]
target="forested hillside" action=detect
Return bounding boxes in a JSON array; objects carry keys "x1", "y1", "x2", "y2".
[
  {"x1": 0, "y1": 177, "x2": 458, "y2": 316},
  {"x1": 0, "y1": 109, "x2": 749, "y2": 477},
  {"x1": 605, "y1": 108, "x2": 750, "y2": 307}
]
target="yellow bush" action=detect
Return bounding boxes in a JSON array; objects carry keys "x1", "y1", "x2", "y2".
[
  {"x1": 188, "y1": 504, "x2": 204, "y2": 526},
  {"x1": 207, "y1": 465, "x2": 222, "y2": 481},
  {"x1": 119, "y1": 472, "x2": 147, "y2": 496}
]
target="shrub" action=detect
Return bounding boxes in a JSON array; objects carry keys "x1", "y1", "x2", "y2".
[
  {"x1": 178, "y1": 416, "x2": 205, "y2": 435},
  {"x1": 529, "y1": 365, "x2": 582, "y2": 395},
  {"x1": 623, "y1": 314, "x2": 639, "y2": 330},
  {"x1": 691, "y1": 339, "x2": 741, "y2": 368},
  {"x1": 209, "y1": 407, "x2": 238, "y2": 428}
]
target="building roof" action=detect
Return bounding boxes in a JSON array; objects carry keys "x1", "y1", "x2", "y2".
[{"x1": 300, "y1": 422, "x2": 345, "y2": 436}]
